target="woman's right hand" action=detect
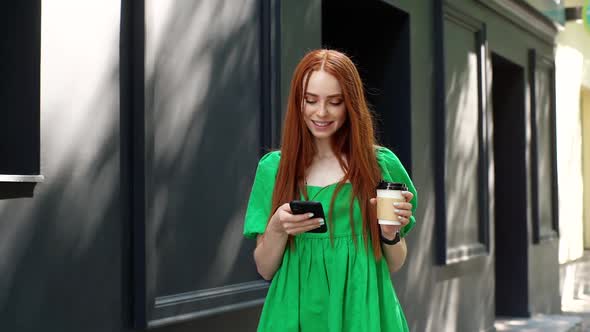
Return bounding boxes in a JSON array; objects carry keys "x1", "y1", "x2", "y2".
[{"x1": 268, "y1": 203, "x2": 325, "y2": 236}]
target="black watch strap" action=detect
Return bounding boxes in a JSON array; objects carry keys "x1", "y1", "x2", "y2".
[{"x1": 380, "y1": 231, "x2": 401, "y2": 245}]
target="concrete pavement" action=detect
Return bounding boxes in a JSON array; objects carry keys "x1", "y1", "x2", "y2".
[
  {"x1": 561, "y1": 250, "x2": 590, "y2": 331},
  {"x1": 493, "y1": 250, "x2": 590, "y2": 332}
]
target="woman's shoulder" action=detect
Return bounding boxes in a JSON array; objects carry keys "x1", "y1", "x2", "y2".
[
  {"x1": 374, "y1": 145, "x2": 400, "y2": 165},
  {"x1": 257, "y1": 150, "x2": 281, "y2": 171}
]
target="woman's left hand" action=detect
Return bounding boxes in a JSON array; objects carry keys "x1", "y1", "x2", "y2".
[{"x1": 370, "y1": 191, "x2": 414, "y2": 239}]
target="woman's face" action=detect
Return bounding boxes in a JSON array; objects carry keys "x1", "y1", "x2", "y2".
[{"x1": 302, "y1": 70, "x2": 347, "y2": 141}]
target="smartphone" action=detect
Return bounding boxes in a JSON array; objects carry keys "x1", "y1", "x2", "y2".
[{"x1": 289, "y1": 200, "x2": 327, "y2": 233}]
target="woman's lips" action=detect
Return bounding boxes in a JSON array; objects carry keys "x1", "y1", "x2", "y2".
[{"x1": 312, "y1": 120, "x2": 333, "y2": 128}]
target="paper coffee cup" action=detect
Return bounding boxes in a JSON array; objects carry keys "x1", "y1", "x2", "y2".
[{"x1": 376, "y1": 181, "x2": 407, "y2": 225}]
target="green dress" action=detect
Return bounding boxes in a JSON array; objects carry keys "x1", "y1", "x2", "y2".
[{"x1": 243, "y1": 147, "x2": 417, "y2": 332}]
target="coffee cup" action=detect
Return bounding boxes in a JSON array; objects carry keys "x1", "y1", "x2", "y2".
[{"x1": 376, "y1": 181, "x2": 408, "y2": 225}]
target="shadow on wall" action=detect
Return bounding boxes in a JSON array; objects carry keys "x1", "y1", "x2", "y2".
[
  {"x1": 0, "y1": 0, "x2": 263, "y2": 330},
  {"x1": 402, "y1": 53, "x2": 494, "y2": 332},
  {"x1": 143, "y1": 0, "x2": 264, "y2": 301},
  {"x1": 0, "y1": 1, "x2": 496, "y2": 331},
  {"x1": 0, "y1": 1, "x2": 123, "y2": 330}
]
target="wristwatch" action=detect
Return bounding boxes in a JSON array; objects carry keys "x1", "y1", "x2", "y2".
[{"x1": 380, "y1": 231, "x2": 401, "y2": 245}]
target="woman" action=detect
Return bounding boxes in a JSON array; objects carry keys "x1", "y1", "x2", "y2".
[{"x1": 243, "y1": 49, "x2": 417, "y2": 331}]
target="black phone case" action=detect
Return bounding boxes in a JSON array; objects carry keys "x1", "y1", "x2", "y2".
[{"x1": 289, "y1": 200, "x2": 327, "y2": 233}]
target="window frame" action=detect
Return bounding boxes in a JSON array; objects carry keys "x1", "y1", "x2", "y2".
[
  {"x1": 528, "y1": 48, "x2": 559, "y2": 244},
  {"x1": 433, "y1": 1, "x2": 490, "y2": 265}
]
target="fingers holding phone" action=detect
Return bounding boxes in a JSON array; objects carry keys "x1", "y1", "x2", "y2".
[
  {"x1": 283, "y1": 210, "x2": 325, "y2": 235},
  {"x1": 269, "y1": 202, "x2": 325, "y2": 236},
  {"x1": 288, "y1": 201, "x2": 327, "y2": 234}
]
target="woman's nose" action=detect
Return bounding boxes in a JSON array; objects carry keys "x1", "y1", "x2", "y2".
[{"x1": 317, "y1": 103, "x2": 328, "y2": 116}]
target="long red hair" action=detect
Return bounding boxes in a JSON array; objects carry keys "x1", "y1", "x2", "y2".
[{"x1": 271, "y1": 49, "x2": 384, "y2": 258}]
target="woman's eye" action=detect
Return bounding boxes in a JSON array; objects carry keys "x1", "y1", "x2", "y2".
[
  {"x1": 330, "y1": 100, "x2": 343, "y2": 106},
  {"x1": 305, "y1": 99, "x2": 317, "y2": 104}
]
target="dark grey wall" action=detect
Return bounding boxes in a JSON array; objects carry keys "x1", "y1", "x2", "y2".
[
  {"x1": 0, "y1": 1, "x2": 126, "y2": 331},
  {"x1": 280, "y1": 0, "x2": 322, "y2": 111},
  {"x1": 139, "y1": 0, "x2": 268, "y2": 327},
  {"x1": 0, "y1": 1, "x2": 265, "y2": 331},
  {"x1": 447, "y1": 0, "x2": 561, "y2": 319},
  {"x1": 0, "y1": 0, "x2": 560, "y2": 332}
]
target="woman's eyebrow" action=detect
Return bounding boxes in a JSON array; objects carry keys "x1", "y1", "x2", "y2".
[{"x1": 304, "y1": 92, "x2": 343, "y2": 98}]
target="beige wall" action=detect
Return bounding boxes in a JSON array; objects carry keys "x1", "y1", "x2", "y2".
[
  {"x1": 583, "y1": 88, "x2": 590, "y2": 248},
  {"x1": 555, "y1": 45, "x2": 585, "y2": 262},
  {"x1": 557, "y1": 21, "x2": 590, "y2": 87},
  {"x1": 563, "y1": 0, "x2": 590, "y2": 254},
  {"x1": 555, "y1": 20, "x2": 590, "y2": 262}
]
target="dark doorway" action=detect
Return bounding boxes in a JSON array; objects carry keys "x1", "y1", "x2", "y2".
[
  {"x1": 322, "y1": 0, "x2": 412, "y2": 172},
  {"x1": 491, "y1": 53, "x2": 530, "y2": 318}
]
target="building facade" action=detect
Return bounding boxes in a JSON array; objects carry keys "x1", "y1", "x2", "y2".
[{"x1": 0, "y1": 0, "x2": 562, "y2": 331}]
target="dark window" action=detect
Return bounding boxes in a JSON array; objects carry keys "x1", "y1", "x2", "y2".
[{"x1": 0, "y1": 1, "x2": 41, "y2": 176}]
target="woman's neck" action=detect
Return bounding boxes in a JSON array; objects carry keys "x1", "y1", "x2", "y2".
[{"x1": 314, "y1": 138, "x2": 335, "y2": 159}]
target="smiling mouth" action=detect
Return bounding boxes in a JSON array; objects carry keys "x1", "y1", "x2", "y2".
[{"x1": 312, "y1": 120, "x2": 333, "y2": 128}]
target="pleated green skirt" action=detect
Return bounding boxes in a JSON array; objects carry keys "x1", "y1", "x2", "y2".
[{"x1": 256, "y1": 184, "x2": 409, "y2": 332}]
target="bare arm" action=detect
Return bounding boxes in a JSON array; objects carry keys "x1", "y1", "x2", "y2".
[
  {"x1": 254, "y1": 203, "x2": 324, "y2": 280},
  {"x1": 371, "y1": 191, "x2": 414, "y2": 273},
  {"x1": 381, "y1": 236, "x2": 408, "y2": 273},
  {"x1": 254, "y1": 227, "x2": 288, "y2": 280}
]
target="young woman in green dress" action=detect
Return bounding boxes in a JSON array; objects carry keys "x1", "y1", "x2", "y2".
[{"x1": 244, "y1": 49, "x2": 417, "y2": 331}]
